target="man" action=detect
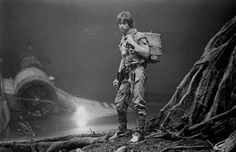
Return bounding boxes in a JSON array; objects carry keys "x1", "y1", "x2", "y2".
[{"x1": 110, "y1": 11, "x2": 150, "y2": 142}]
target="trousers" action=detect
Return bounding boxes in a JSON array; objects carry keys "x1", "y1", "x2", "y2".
[{"x1": 114, "y1": 66, "x2": 147, "y2": 134}]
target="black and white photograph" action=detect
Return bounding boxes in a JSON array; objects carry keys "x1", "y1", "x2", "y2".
[{"x1": 0, "y1": 0, "x2": 235, "y2": 151}]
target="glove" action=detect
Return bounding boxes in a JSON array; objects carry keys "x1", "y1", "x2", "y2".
[{"x1": 113, "y1": 79, "x2": 119, "y2": 87}]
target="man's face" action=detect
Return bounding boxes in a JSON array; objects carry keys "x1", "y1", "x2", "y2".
[{"x1": 118, "y1": 20, "x2": 130, "y2": 34}]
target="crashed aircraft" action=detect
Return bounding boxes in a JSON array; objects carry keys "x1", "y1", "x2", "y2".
[{"x1": 1, "y1": 44, "x2": 116, "y2": 132}]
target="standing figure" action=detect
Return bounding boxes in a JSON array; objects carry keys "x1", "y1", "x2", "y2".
[{"x1": 110, "y1": 11, "x2": 151, "y2": 143}]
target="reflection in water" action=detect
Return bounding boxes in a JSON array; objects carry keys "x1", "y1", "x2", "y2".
[{"x1": 0, "y1": 103, "x2": 163, "y2": 141}]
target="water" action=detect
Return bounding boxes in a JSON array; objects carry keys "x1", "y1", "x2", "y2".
[{"x1": 0, "y1": 102, "x2": 165, "y2": 141}]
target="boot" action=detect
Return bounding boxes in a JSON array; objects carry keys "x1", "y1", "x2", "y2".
[
  {"x1": 130, "y1": 131, "x2": 144, "y2": 143},
  {"x1": 109, "y1": 128, "x2": 130, "y2": 141}
]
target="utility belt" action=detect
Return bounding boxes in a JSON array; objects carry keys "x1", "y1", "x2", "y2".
[
  {"x1": 117, "y1": 61, "x2": 146, "y2": 92},
  {"x1": 125, "y1": 58, "x2": 146, "y2": 69},
  {"x1": 123, "y1": 60, "x2": 146, "y2": 76}
]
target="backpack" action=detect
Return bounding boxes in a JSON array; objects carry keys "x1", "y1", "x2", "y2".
[{"x1": 134, "y1": 32, "x2": 162, "y2": 63}]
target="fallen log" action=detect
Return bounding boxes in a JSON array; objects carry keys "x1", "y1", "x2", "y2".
[
  {"x1": 0, "y1": 135, "x2": 108, "y2": 152},
  {"x1": 46, "y1": 136, "x2": 107, "y2": 152}
]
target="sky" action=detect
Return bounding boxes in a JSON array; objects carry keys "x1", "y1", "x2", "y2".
[{"x1": 0, "y1": 0, "x2": 235, "y2": 103}]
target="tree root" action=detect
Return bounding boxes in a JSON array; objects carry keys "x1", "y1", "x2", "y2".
[
  {"x1": 187, "y1": 105, "x2": 236, "y2": 133},
  {"x1": 160, "y1": 145, "x2": 212, "y2": 152}
]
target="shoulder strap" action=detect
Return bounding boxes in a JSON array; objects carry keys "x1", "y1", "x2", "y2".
[
  {"x1": 133, "y1": 32, "x2": 148, "y2": 45},
  {"x1": 133, "y1": 32, "x2": 144, "y2": 40}
]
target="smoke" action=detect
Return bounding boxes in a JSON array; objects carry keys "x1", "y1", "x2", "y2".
[{"x1": 1, "y1": 0, "x2": 235, "y2": 101}]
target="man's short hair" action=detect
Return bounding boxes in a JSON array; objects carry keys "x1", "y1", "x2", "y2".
[{"x1": 117, "y1": 11, "x2": 134, "y2": 28}]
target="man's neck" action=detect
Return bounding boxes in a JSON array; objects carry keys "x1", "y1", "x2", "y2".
[{"x1": 124, "y1": 28, "x2": 137, "y2": 36}]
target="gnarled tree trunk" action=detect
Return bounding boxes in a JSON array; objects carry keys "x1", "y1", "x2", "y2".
[{"x1": 154, "y1": 16, "x2": 236, "y2": 144}]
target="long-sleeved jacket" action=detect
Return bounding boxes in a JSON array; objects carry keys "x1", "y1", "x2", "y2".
[{"x1": 118, "y1": 28, "x2": 149, "y2": 73}]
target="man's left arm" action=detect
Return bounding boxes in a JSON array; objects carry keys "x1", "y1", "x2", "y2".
[{"x1": 126, "y1": 36, "x2": 150, "y2": 59}]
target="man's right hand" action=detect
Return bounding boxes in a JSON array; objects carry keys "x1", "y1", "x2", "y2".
[{"x1": 113, "y1": 79, "x2": 119, "y2": 87}]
